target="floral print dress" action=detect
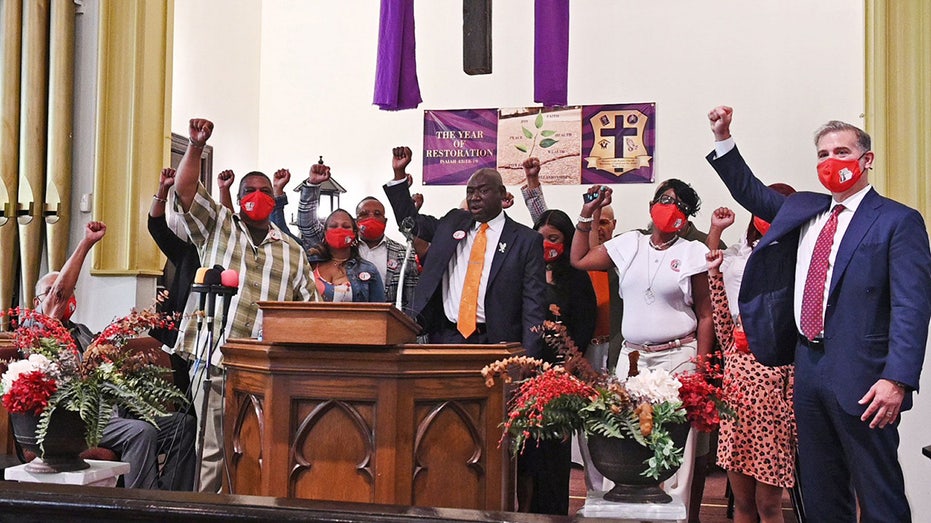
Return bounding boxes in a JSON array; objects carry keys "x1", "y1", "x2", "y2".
[{"x1": 710, "y1": 271, "x2": 797, "y2": 488}]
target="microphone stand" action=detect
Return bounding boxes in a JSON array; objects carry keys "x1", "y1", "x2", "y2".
[
  {"x1": 193, "y1": 285, "x2": 217, "y2": 493},
  {"x1": 395, "y1": 217, "x2": 415, "y2": 312},
  {"x1": 214, "y1": 287, "x2": 237, "y2": 494}
]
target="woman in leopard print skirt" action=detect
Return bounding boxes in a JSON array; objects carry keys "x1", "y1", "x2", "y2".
[{"x1": 706, "y1": 205, "x2": 797, "y2": 523}]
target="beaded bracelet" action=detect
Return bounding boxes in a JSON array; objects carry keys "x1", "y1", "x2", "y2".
[
  {"x1": 577, "y1": 215, "x2": 594, "y2": 223},
  {"x1": 153, "y1": 195, "x2": 168, "y2": 203}
]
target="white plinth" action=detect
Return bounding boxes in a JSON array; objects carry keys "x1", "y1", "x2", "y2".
[
  {"x1": 577, "y1": 490, "x2": 686, "y2": 522},
  {"x1": 5, "y1": 459, "x2": 130, "y2": 487}
]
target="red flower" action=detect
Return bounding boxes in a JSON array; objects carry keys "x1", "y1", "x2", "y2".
[
  {"x1": 1, "y1": 371, "x2": 57, "y2": 414},
  {"x1": 677, "y1": 351, "x2": 740, "y2": 432}
]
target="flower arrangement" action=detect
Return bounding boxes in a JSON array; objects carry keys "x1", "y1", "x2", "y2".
[
  {"x1": 482, "y1": 314, "x2": 736, "y2": 479},
  {"x1": 1, "y1": 303, "x2": 187, "y2": 452}
]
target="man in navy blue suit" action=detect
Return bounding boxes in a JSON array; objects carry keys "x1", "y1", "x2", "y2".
[
  {"x1": 383, "y1": 146, "x2": 547, "y2": 357},
  {"x1": 706, "y1": 105, "x2": 931, "y2": 522}
]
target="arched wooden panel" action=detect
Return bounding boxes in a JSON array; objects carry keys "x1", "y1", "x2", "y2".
[
  {"x1": 289, "y1": 399, "x2": 375, "y2": 502},
  {"x1": 411, "y1": 400, "x2": 486, "y2": 509},
  {"x1": 229, "y1": 392, "x2": 264, "y2": 496}
]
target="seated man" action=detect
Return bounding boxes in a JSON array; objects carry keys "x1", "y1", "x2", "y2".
[{"x1": 35, "y1": 221, "x2": 196, "y2": 491}]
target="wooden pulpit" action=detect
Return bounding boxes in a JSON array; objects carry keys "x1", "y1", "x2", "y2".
[{"x1": 221, "y1": 302, "x2": 519, "y2": 511}]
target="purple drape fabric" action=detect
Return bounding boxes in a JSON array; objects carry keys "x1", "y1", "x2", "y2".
[
  {"x1": 534, "y1": 0, "x2": 570, "y2": 106},
  {"x1": 373, "y1": 0, "x2": 422, "y2": 111}
]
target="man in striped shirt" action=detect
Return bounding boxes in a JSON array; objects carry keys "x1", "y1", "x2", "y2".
[{"x1": 172, "y1": 118, "x2": 317, "y2": 493}]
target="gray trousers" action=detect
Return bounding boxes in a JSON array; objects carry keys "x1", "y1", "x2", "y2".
[{"x1": 99, "y1": 410, "x2": 196, "y2": 490}]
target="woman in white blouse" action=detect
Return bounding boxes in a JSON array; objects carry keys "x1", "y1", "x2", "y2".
[{"x1": 570, "y1": 179, "x2": 713, "y2": 518}]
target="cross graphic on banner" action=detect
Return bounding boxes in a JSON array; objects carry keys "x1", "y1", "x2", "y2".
[{"x1": 600, "y1": 118, "x2": 640, "y2": 172}]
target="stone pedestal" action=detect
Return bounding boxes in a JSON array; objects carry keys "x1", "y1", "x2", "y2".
[
  {"x1": 577, "y1": 491, "x2": 686, "y2": 522},
  {"x1": 5, "y1": 459, "x2": 130, "y2": 487}
]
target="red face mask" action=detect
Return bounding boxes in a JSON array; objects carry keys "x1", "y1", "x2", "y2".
[
  {"x1": 240, "y1": 191, "x2": 275, "y2": 222},
  {"x1": 650, "y1": 203, "x2": 687, "y2": 233},
  {"x1": 325, "y1": 227, "x2": 356, "y2": 249},
  {"x1": 63, "y1": 295, "x2": 77, "y2": 322},
  {"x1": 543, "y1": 240, "x2": 564, "y2": 263},
  {"x1": 357, "y1": 218, "x2": 386, "y2": 241},
  {"x1": 733, "y1": 326, "x2": 750, "y2": 354},
  {"x1": 752, "y1": 216, "x2": 770, "y2": 236},
  {"x1": 817, "y1": 155, "x2": 865, "y2": 193}
]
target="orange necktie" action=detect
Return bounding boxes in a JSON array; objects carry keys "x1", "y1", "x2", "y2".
[{"x1": 458, "y1": 223, "x2": 489, "y2": 338}]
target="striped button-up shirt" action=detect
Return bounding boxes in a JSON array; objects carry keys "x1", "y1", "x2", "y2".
[{"x1": 173, "y1": 184, "x2": 317, "y2": 365}]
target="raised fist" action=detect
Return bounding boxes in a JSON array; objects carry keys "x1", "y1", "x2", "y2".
[
  {"x1": 217, "y1": 169, "x2": 236, "y2": 191},
  {"x1": 392, "y1": 146, "x2": 413, "y2": 179},
  {"x1": 522, "y1": 157, "x2": 541, "y2": 188},
  {"x1": 705, "y1": 249, "x2": 724, "y2": 272},
  {"x1": 85, "y1": 221, "x2": 107, "y2": 243},
  {"x1": 189, "y1": 118, "x2": 214, "y2": 146},
  {"x1": 160, "y1": 168, "x2": 176, "y2": 189},
  {"x1": 308, "y1": 163, "x2": 331, "y2": 185},
  {"x1": 710, "y1": 207, "x2": 735, "y2": 230},
  {"x1": 707, "y1": 106, "x2": 733, "y2": 142},
  {"x1": 273, "y1": 168, "x2": 291, "y2": 196}
]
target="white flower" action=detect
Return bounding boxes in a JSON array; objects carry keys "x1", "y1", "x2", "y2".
[
  {"x1": 625, "y1": 367, "x2": 682, "y2": 404},
  {"x1": 1, "y1": 354, "x2": 54, "y2": 395},
  {"x1": 97, "y1": 362, "x2": 115, "y2": 378}
]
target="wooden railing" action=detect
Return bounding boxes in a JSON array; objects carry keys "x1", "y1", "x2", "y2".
[{"x1": 0, "y1": 482, "x2": 571, "y2": 523}]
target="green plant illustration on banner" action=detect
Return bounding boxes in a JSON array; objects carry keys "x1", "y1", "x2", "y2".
[{"x1": 514, "y1": 111, "x2": 558, "y2": 157}]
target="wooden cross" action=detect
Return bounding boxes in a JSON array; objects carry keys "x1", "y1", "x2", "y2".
[{"x1": 463, "y1": 0, "x2": 491, "y2": 75}]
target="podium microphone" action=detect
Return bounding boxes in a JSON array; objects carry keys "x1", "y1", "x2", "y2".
[
  {"x1": 193, "y1": 266, "x2": 222, "y2": 322},
  {"x1": 193, "y1": 267, "x2": 210, "y2": 328},
  {"x1": 217, "y1": 269, "x2": 240, "y2": 335}
]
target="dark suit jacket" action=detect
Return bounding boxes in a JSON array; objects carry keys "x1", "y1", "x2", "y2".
[
  {"x1": 708, "y1": 146, "x2": 931, "y2": 414},
  {"x1": 384, "y1": 182, "x2": 547, "y2": 356}
]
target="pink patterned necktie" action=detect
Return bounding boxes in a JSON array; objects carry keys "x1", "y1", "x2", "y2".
[{"x1": 800, "y1": 204, "x2": 845, "y2": 340}]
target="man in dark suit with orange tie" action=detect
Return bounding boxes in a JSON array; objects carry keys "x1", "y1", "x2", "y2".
[
  {"x1": 706, "y1": 105, "x2": 931, "y2": 522},
  {"x1": 383, "y1": 146, "x2": 547, "y2": 357}
]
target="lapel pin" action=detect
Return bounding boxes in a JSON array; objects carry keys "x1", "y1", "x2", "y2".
[
  {"x1": 453, "y1": 230, "x2": 466, "y2": 240},
  {"x1": 498, "y1": 242, "x2": 507, "y2": 253}
]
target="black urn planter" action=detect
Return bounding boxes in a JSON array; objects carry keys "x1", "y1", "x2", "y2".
[
  {"x1": 10, "y1": 409, "x2": 90, "y2": 473},
  {"x1": 587, "y1": 422, "x2": 691, "y2": 503}
]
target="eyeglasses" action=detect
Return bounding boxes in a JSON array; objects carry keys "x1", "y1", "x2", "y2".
[{"x1": 652, "y1": 194, "x2": 692, "y2": 215}]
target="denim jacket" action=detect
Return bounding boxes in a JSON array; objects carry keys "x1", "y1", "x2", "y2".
[{"x1": 310, "y1": 254, "x2": 386, "y2": 303}]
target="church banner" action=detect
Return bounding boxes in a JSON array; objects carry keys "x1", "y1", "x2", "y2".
[
  {"x1": 422, "y1": 103, "x2": 655, "y2": 185},
  {"x1": 496, "y1": 106, "x2": 582, "y2": 186},
  {"x1": 581, "y1": 102, "x2": 655, "y2": 184},
  {"x1": 422, "y1": 109, "x2": 498, "y2": 185}
]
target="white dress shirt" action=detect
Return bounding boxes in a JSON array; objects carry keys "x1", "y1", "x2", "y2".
[
  {"x1": 358, "y1": 237, "x2": 389, "y2": 285},
  {"x1": 442, "y1": 211, "x2": 505, "y2": 324},
  {"x1": 793, "y1": 185, "x2": 870, "y2": 332}
]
